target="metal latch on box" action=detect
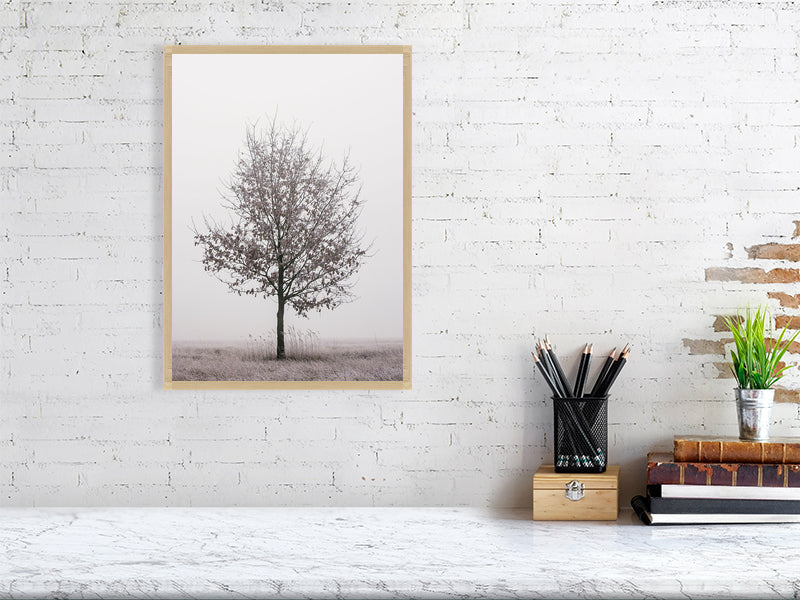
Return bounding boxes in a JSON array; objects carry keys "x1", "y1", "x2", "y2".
[{"x1": 565, "y1": 480, "x2": 584, "y2": 501}]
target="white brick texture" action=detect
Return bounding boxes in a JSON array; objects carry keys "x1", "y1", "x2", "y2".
[{"x1": 2, "y1": 0, "x2": 800, "y2": 507}]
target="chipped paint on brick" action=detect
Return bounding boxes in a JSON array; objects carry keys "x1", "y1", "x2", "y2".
[
  {"x1": 714, "y1": 363, "x2": 735, "y2": 379},
  {"x1": 769, "y1": 292, "x2": 800, "y2": 309},
  {"x1": 713, "y1": 315, "x2": 741, "y2": 332},
  {"x1": 775, "y1": 316, "x2": 800, "y2": 330},
  {"x1": 766, "y1": 339, "x2": 800, "y2": 355},
  {"x1": 775, "y1": 388, "x2": 800, "y2": 403},
  {"x1": 705, "y1": 267, "x2": 800, "y2": 284},
  {"x1": 682, "y1": 339, "x2": 728, "y2": 355},
  {"x1": 746, "y1": 243, "x2": 800, "y2": 262}
]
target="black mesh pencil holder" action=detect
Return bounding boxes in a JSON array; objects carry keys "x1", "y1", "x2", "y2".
[{"x1": 553, "y1": 396, "x2": 608, "y2": 473}]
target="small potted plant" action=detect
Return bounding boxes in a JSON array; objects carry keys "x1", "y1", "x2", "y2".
[{"x1": 724, "y1": 306, "x2": 800, "y2": 441}]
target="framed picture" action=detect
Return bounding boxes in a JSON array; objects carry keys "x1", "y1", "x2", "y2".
[{"x1": 163, "y1": 46, "x2": 411, "y2": 390}]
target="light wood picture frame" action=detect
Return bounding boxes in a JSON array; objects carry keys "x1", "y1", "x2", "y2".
[{"x1": 163, "y1": 46, "x2": 411, "y2": 390}]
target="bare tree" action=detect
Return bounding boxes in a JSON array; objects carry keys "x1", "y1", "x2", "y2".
[{"x1": 193, "y1": 119, "x2": 369, "y2": 359}]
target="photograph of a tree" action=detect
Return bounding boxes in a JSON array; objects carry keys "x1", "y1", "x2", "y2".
[{"x1": 193, "y1": 119, "x2": 370, "y2": 360}]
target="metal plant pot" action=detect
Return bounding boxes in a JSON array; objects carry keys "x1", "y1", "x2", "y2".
[{"x1": 735, "y1": 388, "x2": 775, "y2": 441}]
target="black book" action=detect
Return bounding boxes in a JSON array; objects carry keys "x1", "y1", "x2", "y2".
[
  {"x1": 648, "y1": 483, "x2": 800, "y2": 501},
  {"x1": 647, "y1": 492, "x2": 800, "y2": 514},
  {"x1": 631, "y1": 495, "x2": 800, "y2": 525}
]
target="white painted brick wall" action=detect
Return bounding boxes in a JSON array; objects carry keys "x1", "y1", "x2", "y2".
[{"x1": 2, "y1": 0, "x2": 800, "y2": 507}]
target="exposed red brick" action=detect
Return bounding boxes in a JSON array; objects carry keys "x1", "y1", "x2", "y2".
[
  {"x1": 714, "y1": 363, "x2": 734, "y2": 379},
  {"x1": 768, "y1": 292, "x2": 800, "y2": 309},
  {"x1": 766, "y1": 339, "x2": 800, "y2": 354},
  {"x1": 775, "y1": 388, "x2": 800, "y2": 404},
  {"x1": 775, "y1": 316, "x2": 800, "y2": 330},
  {"x1": 705, "y1": 267, "x2": 800, "y2": 284},
  {"x1": 794, "y1": 221, "x2": 800, "y2": 239},
  {"x1": 713, "y1": 315, "x2": 741, "y2": 332},
  {"x1": 746, "y1": 243, "x2": 800, "y2": 262},
  {"x1": 682, "y1": 338, "x2": 728, "y2": 355}
]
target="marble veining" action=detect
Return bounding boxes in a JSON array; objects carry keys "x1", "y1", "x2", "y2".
[{"x1": 1, "y1": 507, "x2": 799, "y2": 599}]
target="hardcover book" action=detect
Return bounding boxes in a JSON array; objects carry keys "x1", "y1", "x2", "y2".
[
  {"x1": 631, "y1": 495, "x2": 800, "y2": 525},
  {"x1": 649, "y1": 484, "x2": 800, "y2": 501},
  {"x1": 645, "y1": 490, "x2": 800, "y2": 514},
  {"x1": 647, "y1": 452, "x2": 800, "y2": 487},
  {"x1": 674, "y1": 435, "x2": 800, "y2": 464}
]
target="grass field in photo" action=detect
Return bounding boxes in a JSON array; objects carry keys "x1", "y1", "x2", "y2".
[{"x1": 171, "y1": 336, "x2": 403, "y2": 382}]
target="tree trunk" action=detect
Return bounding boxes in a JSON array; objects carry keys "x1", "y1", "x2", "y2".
[
  {"x1": 276, "y1": 260, "x2": 285, "y2": 360},
  {"x1": 276, "y1": 296, "x2": 285, "y2": 360}
]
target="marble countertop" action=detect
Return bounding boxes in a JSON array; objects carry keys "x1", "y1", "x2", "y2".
[{"x1": 0, "y1": 507, "x2": 798, "y2": 599}]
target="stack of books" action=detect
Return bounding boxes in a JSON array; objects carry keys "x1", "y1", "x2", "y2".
[{"x1": 632, "y1": 435, "x2": 800, "y2": 525}]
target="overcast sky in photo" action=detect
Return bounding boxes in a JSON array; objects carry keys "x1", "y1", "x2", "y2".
[{"x1": 170, "y1": 52, "x2": 404, "y2": 343}]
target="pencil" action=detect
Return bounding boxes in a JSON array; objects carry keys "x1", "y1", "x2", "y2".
[
  {"x1": 597, "y1": 344, "x2": 629, "y2": 395},
  {"x1": 598, "y1": 347, "x2": 629, "y2": 397},
  {"x1": 536, "y1": 344, "x2": 573, "y2": 463},
  {"x1": 538, "y1": 341, "x2": 568, "y2": 398},
  {"x1": 536, "y1": 341, "x2": 550, "y2": 375},
  {"x1": 544, "y1": 335, "x2": 572, "y2": 397},
  {"x1": 561, "y1": 399, "x2": 604, "y2": 465},
  {"x1": 532, "y1": 351, "x2": 561, "y2": 398},
  {"x1": 572, "y1": 343, "x2": 586, "y2": 397},
  {"x1": 589, "y1": 347, "x2": 616, "y2": 398},
  {"x1": 559, "y1": 413, "x2": 592, "y2": 467},
  {"x1": 573, "y1": 343, "x2": 591, "y2": 398},
  {"x1": 540, "y1": 339, "x2": 587, "y2": 462}
]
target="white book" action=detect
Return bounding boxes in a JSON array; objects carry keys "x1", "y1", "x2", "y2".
[
  {"x1": 655, "y1": 484, "x2": 800, "y2": 501},
  {"x1": 632, "y1": 495, "x2": 800, "y2": 525},
  {"x1": 647, "y1": 512, "x2": 800, "y2": 525}
]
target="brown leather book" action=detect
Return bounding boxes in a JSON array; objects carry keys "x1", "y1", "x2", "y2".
[
  {"x1": 674, "y1": 435, "x2": 800, "y2": 464},
  {"x1": 647, "y1": 452, "x2": 800, "y2": 487}
]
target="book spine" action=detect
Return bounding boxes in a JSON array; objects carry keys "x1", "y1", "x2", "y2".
[
  {"x1": 647, "y1": 461, "x2": 800, "y2": 487},
  {"x1": 674, "y1": 439, "x2": 800, "y2": 464}
]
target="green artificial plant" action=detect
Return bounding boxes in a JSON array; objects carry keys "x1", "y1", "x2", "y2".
[{"x1": 724, "y1": 306, "x2": 800, "y2": 390}]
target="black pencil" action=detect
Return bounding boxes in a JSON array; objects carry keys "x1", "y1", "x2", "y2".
[
  {"x1": 531, "y1": 344, "x2": 582, "y2": 467},
  {"x1": 589, "y1": 347, "x2": 616, "y2": 398},
  {"x1": 537, "y1": 342, "x2": 564, "y2": 397},
  {"x1": 598, "y1": 346, "x2": 629, "y2": 397},
  {"x1": 538, "y1": 341, "x2": 568, "y2": 398},
  {"x1": 597, "y1": 343, "x2": 629, "y2": 395},
  {"x1": 544, "y1": 335, "x2": 572, "y2": 397},
  {"x1": 536, "y1": 341, "x2": 551, "y2": 376},
  {"x1": 532, "y1": 351, "x2": 562, "y2": 398},
  {"x1": 572, "y1": 343, "x2": 586, "y2": 397},
  {"x1": 538, "y1": 349, "x2": 586, "y2": 464},
  {"x1": 573, "y1": 343, "x2": 591, "y2": 398},
  {"x1": 558, "y1": 409, "x2": 593, "y2": 466},
  {"x1": 539, "y1": 340, "x2": 586, "y2": 463}
]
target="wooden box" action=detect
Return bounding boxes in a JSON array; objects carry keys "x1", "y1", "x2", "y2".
[{"x1": 533, "y1": 465, "x2": 619, "y2": 521}]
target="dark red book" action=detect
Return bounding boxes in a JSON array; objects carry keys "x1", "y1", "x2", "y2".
[{"x1": 647, "y1": 452, "x2": 800, "y2": 487}]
